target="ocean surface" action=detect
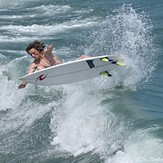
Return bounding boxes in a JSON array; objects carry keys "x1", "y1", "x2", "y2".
[{"x1": 0, "y1": 0, "x2": 163, "y2": 163}]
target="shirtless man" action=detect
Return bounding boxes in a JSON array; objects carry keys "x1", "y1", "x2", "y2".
[{"x1": 18, "y1": 40, "x2": 62, "y2": 89}]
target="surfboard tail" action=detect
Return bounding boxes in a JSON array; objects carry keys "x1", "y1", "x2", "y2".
[{"x1": 101, "y1": 56, "x2": 126, "y2": 66}]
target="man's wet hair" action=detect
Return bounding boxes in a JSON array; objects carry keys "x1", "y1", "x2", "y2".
[{"x1": 26, "y1": 40, "x2": 45, "y2": 54}]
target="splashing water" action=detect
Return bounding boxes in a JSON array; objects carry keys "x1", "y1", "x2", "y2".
[
  {"x1": 85, "y1": 5, "x2": 157, "y2": 89},
  {"x1": 49, "y1": 5, "x2": 158, "y2": 161},
  {"x1": 50, "y1": 85, "x2": 125, "y2": 157}
]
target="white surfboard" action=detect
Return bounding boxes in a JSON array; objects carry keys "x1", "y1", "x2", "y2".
[{"x1": 19, "y1": 55, "x2": 125, "y2": 86}]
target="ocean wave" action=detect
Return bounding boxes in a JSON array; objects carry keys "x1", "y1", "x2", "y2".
[
  {"x1": 0, "y1": 17, "x2": 98, "y2": 39},
  {"x1": 0, "y1": 4, "x2": 92, "y2": 19},
  {"x1": 0, "y1": 2, "x2": 161, "y2": 163}
]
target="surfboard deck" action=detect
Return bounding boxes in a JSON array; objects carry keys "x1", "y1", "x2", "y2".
[{"x1": 19, "y1": 55, "x2": 125, "y2": 85}]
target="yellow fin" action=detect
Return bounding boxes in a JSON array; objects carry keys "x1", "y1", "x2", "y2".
[
  {"x1": 100, "y1": 72, "x2": 108, "y2": 76},
  {"x1": 101, "y1": 58, "x2": 109, "y2": 62},
  {"x1": 116, "y1": 60, "x2": 126, "y2": 66},
  {"x1": 100, "y1": 71, "x2": 112, "y2": 76}
]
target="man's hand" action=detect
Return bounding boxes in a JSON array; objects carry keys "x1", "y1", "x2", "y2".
[
  {"x1": 45, "y1": 45, "x2": 53, "y2": 55},
  {"x1": 18, "y1": 82, "x2": 27, "y2": 89}
]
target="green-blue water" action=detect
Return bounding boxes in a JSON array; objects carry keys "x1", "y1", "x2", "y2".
[{"x1": 0, "y1": 0, "x2": 163, "y2": 163}]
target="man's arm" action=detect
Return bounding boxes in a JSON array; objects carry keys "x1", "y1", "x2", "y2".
[
  {"x1": 27, "y1": 62, "x2": 37, "y2": 74},
  {"x1": 45, "y1": 45, "x2": 62, "y2": 65},
  {"x1": 18, "y1": 63, "x2": 37, "y2": 89},
  {"x1": 53, "y1": 54, "x2": 62, "y2": 64}
]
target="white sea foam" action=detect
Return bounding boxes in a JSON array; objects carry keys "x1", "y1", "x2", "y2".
[
  {"x1": 0, "y1": 4, "x2": 91, "y2": 19},
  {"x1": 105, "y1": 128, "x2": 163, "y2": 163},
  {"x1": 0, "y1": 35, "x2": 41, "y2": 42},
  {"x1": 0, "y1": 58, "x2": 28, "y2": 112},
  {"x1": 30, "y1": 4, "x2": 71, "y2": 15},
  {"x1": 0, "y1": 17, "x2": 97, "y2": 42},
  {"x1": 0, "y1": 57, "x2": 55, "y2": 134},
  {"x1": 50, "y1": 84, "x2": 125, "y2": 157},
  {"x1": 50, "y1": 83, "x2": 163, "y2": 162},
  {"x1": 0, "y1": 0, "x2": 21, "y2": 8},
  {"x1": 0, "y1": 0, "x2": 44, "y2": 9}
]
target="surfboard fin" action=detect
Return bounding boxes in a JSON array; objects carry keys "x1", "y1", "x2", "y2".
[
  {"x1": 101, "y1": 57, "x2": 125, "y2": 66},
  {"x1": 101, "y1": 58, "x2": 109, "y2": 62},
  {"x1": 100, "y1": 71, "x2": 112, "y2": 77},
  {"x1": 116, "y1": 60, "x2": 126, "y2": 66}
]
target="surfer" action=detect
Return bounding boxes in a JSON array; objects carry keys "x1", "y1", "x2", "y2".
[
  {"x1": 18, "y1": 40, "x2": 89, "y2": 89},
  {"x1": 18, "y1": 40, "x2": 62, "y2": 89}
]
